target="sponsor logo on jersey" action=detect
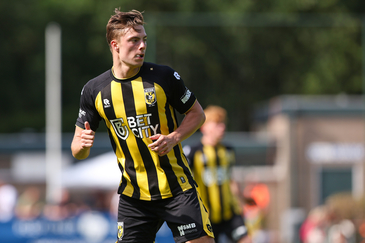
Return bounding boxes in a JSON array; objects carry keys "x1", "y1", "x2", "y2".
[
  {"x1": 202, "y1": 166, "x2": 230, "y2": 186},
  {"x1": 177, "y1": 223, "x2": 197, "y2": 236},
  {"x1": 110, "y1": 113, "x2": 159, "y2": 140},
  {"x1": 78, "y1": 109, "x2": 86, "y2": 118},
  {"x1": 103, "y1": 99, "x2": 111, "y2": 108},
  {"x1": 180, "y1": 88, "x2": 191, "y2": 104},
  {"x1": 111, "y1": 118, "x2": 129, "y2": 140},
  {"x1": 144, "y1": 88, "x2": 156, "y2": 106},
  {"x1": 117, "y1": 222, "x2": 124, "y2": 240},
  {"x1": 174, "y1": 71, "x2": 181, "y2": 80}
]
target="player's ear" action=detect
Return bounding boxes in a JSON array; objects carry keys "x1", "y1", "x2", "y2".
[{"x1": 110, "y1": 40, "x2": 119, "y2": 52}]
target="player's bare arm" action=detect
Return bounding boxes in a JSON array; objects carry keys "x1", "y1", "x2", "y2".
[
  {"x1": 148, "y1": 101, "x2": 205, "y2": 156},
  {"x1": 71, "y1": 121, "x2": 95, "y2": 160}
]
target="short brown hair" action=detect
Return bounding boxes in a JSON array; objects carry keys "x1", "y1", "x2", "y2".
[
  {"x1": 204, "y1": 105, "x2": 227, "y2": 124},
  {"x1": 106, "y1": 9, "x2": 145, "y2": 47}
]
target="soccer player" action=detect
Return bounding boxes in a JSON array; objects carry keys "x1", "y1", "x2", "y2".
[
  {"x1": 184, "y1": 105, "x2": 250, "y2": 243},
  {"x1": 71, "y1": 9, "x2": 214, "y2": 243}
]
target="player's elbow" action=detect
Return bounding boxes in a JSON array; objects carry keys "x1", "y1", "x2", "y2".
[{"x1": 200, "y1": 112, "x2": 206, "y2": 126}]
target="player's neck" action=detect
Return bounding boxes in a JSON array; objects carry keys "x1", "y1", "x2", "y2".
[
  {"x1": 113, "y1": 63, "x2": 141, "y2": 79},
  {"x1": 201, "y1": 136, "x2": 219, "y2": 147}
]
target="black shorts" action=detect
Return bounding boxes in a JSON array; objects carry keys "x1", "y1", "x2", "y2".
[
  {"x1": 212, "y1": 214, "x2": 248, "y2": 243},
  {"x1": 117, "y1": 188, "x2": 214, "y2": 243}
]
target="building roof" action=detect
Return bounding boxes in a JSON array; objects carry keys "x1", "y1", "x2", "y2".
[{"x1": 254, "y1": 95, "x2": 365, "y2": 121}]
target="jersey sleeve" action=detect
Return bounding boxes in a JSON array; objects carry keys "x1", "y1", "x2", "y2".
[
  {"x1": 75, "y1": 84, "x2": 101, "y2": 131},
  {"x1": 167, "y1": 69, "x2": 197, "y2": 114}
]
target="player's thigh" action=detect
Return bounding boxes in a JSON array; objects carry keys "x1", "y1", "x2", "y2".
[
  {"x1": 163, "y1": 188, "x2": 214, "y2": 243},
  {"x1": 117, "y1": 195, "x2": 162, "y2": 243}
]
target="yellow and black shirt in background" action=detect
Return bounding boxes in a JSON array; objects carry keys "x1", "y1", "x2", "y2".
[
  {"x1": 184, "y1": 143, "x2": 242, "y2": 224},
  {"x1": 76, "y1": 62, "x2": 197, "y2": 201}
]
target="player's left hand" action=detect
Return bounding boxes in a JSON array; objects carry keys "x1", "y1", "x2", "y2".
[{"x1": 148, "y1": 134, "x2": 177, "y2": 156}]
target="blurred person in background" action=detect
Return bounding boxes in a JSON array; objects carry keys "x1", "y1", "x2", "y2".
[
  {"x1": 42, "y1": 188, "x2": 85, "y2": 221},
  {"x1": 184, "y1": 105, "x2": 250, "y2": 243},
  {"x1": 242, "y1": 182, "x2": 270, "y2": 242},
  {"x1": 299, "y1": 205, "x2": 329, "y2": 243},
  {"x1": 0, "y1": 179, "x2": 17, "y2": 222},
  {"x1": 71, "y1": 8, "x2": 214, "y2": 243},
  {"x1": 109, "y1": 190, "x2": 119, "y2": 219},
  {"x1": 15, "y1": 186, "x2": 43, "y2": 220},
  {"x1": 327, "y1": 219, "x2": 355, "y2": 243}
]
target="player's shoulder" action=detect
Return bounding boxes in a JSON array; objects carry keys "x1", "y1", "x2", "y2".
[
  {"x1": 220, "y1": 141, "x2": 233, "y2": 148},
  {"x1": 142, "y1": 62, "x2": 181, "y2": 81},
  {"x1": 82, "y1": 69, "x2": 113, "y2": 96},
  {"x1": 221, "y1": 142, "x2": 235, "y2": 152},
  {"x1": 143, "y1": 62, "x2": 174, "y2": 73},
  {"x1": 85, "y1": 69, "x2": 112, "y2": 88},
  {"x1": 183, "y1": 142, "x2": 204, "y2": 157}
]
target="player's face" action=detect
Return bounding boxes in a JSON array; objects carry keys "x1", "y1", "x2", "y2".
[
  {"x1": 118, "y1": 25, "x2": 147, "y2": 67},
  {"x1": 202, "y1": 121, "x2": 226, "y2": 143}
]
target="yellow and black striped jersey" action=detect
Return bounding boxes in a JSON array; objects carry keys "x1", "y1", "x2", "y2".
[
  {"x1": 76, "y1": 62, "x2": 197, "y2": 201},
  {"x1": 184, "y1": 142, "x2": 241, "y2": 224}
]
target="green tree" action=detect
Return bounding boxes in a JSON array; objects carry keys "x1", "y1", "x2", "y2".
[{"x1": 0, "y1": 0, "x2": 363, "y2": 132}]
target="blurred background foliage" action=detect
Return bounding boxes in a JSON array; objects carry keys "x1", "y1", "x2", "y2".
[{"x1": 0, "y1": 0, "x2": 363, "y2": 133}]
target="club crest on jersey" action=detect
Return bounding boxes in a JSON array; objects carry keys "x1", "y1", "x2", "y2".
[
  {"x1": 117, "y1": 222, "x2": 124, "y2": 240},
  {"x1": 144, "y1": 88, "x2": 156, "y2": 106}
]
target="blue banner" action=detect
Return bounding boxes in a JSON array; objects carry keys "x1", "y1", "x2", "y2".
[{"x1": 0, "y1": 211, "x2": 174, "y2": 243}]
